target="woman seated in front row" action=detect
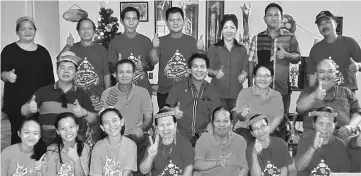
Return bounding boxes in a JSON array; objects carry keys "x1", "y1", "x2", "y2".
[{"x1": 233, "y1": 63, "x2": 284, "y2": 144}]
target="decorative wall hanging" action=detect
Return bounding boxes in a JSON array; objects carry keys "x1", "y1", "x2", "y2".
[
  {"x1": 205, "y1": 1, "x2": 224, "y2": 51},
  {"x1": 120, "y1": 2, "x2": 149, "y2": 22},
  {"x1": 63, "y1": 4, "x2": 88, "y2": 22},
  {"x1": 155, "y1": 0, "x2": 172, "y2": 36},
  {"x1": 335, "y1": 16, "x2": 343, "y2": 36},
  {"x1": 172, "y1": 0, "x2": 199, "y2": 39},
  {"x1": 240, "y1": 3, "x2": 251, "y2": 50}
]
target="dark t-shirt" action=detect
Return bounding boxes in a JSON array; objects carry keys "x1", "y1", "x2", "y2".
[
  {"x1": 69, "y1": 42, "x2": 109, "y2": 99},
  {"x1": 107, "y1": 33, "x2": 153, "y2": 89},
  {"x1": 308, "y1": 36, "x2": 361, "y2": 90},
  {"x1": 157, "y1": 34, "x2": 197, "y2": 94},
  {"x1": 348, "y1": 136, "x2": 361, "y2": 172},
  {"x1": 151, "y1": 132, "x2": 194, "y2": 176},
  {"x1": 295, "y1": 131, "x2": 351, "y2": 176},
  {"x1": 1, "y1": 42, "x2": 55, "y2": 114},
  {"x1": 246, "y1": 137, "x2": 292, "y2": 176}
]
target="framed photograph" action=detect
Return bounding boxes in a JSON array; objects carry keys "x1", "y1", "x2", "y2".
[
  {"x1": 172, "y1": 0, "x2": 199, "y2": 39},
  {"x1": 120, "y1": 2, "x2": 148, "y2": 22},
  {"x1": 205, "y1": 1, "x2": 224, "y2": 51},
  {"x1": 154, "y1": 0, "x2": 172, "y2": 36}
]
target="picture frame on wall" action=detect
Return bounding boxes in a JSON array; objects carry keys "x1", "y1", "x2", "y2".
[
  {"x1": 120, "y1": 1, "x2": 148, "y2": 22},
  {"x1": 205, "y1": 1, "x2": 224, "y2": 51},
  {"x1": 154, "y1": 0, "x2": 172, "y2": 37},
  {"x1": 335, "y1": 16, "x2": 343, "y2": 35},
  {"x1": 172, "y1": 0, "x2": 199, "y2": 39}
]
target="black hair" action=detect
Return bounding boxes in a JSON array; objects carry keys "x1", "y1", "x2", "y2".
[
  {"x1": 253, "y1": 63, "x2": 274, "y2": 77},
  {"x1": 99, "y1": 107, "x2": 126, "y2": 135},
  {"x1": 120, "y1": 6, "x2": 140, "y2": 20},
  {"x1": 312, "y1": 107, "x2": 337, "y2": 123},
  {"x1": 265, "y1": 3, "x2": 283, "y2": 17},
  {"x1": 211, "y1": 106, "x2": 233, "y2": 123},
  {"x1": 155, "y1": 108, "x2": 177, "y2": 126},
  {"x1": 188, "y1": 53, "x2": 210, "y2": 69},
  {"x1": 248, "y1": 114, "x2": 269, "y2": 131},
  {"x1": 76, "y1": 18, "x2": 96, "y2": 32},
  {"x1": 18, "y1": 114, "x2": 46, "y2": 160},
  {"x1": 115, "y1": 59, "x2": 136, "y2": 73},
  {"x1": 50, "y1": 112, "x2": 84, "y2": 164},
  {"x1": 16, "y1": 19, "x2": 37, "y2": 32},
  {"x1": 166, "y1": 7, "x2": 184, "y2": 21},
  {"x1": 56, "y1": 61, "x2": 78, "y2": 71},
  {"x1": 220, "y1": 14, "x2": 238, "y2": 32}
]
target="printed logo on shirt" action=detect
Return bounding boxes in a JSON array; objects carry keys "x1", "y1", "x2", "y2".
[
  {"x1": 160, "y1": 160, "x2": 182, "y2": 176},
  {"x1": 164, "y1": 50, "x2": 189, "y2": 81},
  {"x1": 13, "y1": 162, "x2": 36, "y2": 176},
  {"x1": 328, "y1": 59, "x2": 344, "y2": 86},
  {"x1": 127, "y1": 53, "x2": 146, "y2": 84},
  {"x1": 103, "y1": 156, "x2": 122, "y2": 176},
  {"x1": 75, "y1": 57, "x2": 100, "y2": 89},
  {"x1": 57, "y1": 163, "x2": 74, "y2": 176},
  {"x1": 262, "y1": 160, "x2": 281, "y2": 176},
  {"x1": 310, "y1": 159, "x2": 332, "y2": 176}
]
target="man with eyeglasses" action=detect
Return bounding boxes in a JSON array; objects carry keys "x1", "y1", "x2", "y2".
[
  {"x1": 297, "y1": 59, "x2": 361, "y2": 143},
  {"x1": 21, "y1": 51, "x2": 97, "y2": 145},
  {"x1": 248, "y1": 3, "x2": 301, "y2": 115},
  {"x1": 246, "y1": 114, "x2": 294, "y2": 176},
  {"x1": 307, "y1": 10, "x2": 361, "y2": 92}
]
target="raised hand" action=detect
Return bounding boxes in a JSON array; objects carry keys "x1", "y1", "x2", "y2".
[
  {"x1": 148, "y1": 133, "x2": 159, "y2": 157},
  {"x1": 73, "y1": 99, "x2": 87, "y2": 118},
  {"x1": 215, "y1": 65, "x2": 224, "y2": 79},
  {"x1": 7, "y1": 69, "x2": 17, "y2": 83},
  {"x1": 276, "y1": 45, "x2": 288, "y2": 59},
  {"x1": 314, "y1": 81, "x2": 326, "y2": 100},
  {"x1": 29, "y1": 95, "x2": 38, "y2": 113},
  {"x1": 135, "y1": 55, "x2": 143, "y2": 72},
  {"x1": 197, "y1": 34, "x2": 204, "y2": 50},
  {"x1": 66, "y1": 33, "x2": 74, "y2": 47},
  {"x1": 152, "y1": 33, "x2": 160, "y2": 48},
  {"x1": 337, "y1": 125, "x2": 353, "y2": 139},
  {"x1": 34, "y1": 154, "x2": 47, "y2": 171},
  {"x1": 217, "y1": 152, "x2": 234, "y2": 167},
  {"x1": 240, "y1": 104, "x2": 250, "y2": 117},
  {"x1": 313, "y1": 132, "x2": 323, "y2": 150},
  {"x1": 63, "y1": 143, "x2": 80, "y2": 161},
  {"x1": 174, "y1": 102, "x2": 183, "y2": 119},
  {"x1": 118, "y1": 53, "x2": 122, "y2": 61},
  {"x1": 238, "y1": 70, "x2": 247, "y2": 83},
  {"x1": 348, "y1": 58, "x2": 359, "y2": 74}
]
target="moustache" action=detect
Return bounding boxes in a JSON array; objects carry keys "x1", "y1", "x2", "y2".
[{"x1": 322, "y1": 28, "x2": 330, "y2": 33}]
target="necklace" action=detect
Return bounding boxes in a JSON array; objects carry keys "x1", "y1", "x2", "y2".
[{"x1": 105, "y1": 136, "x2": 122, "y2": 160}]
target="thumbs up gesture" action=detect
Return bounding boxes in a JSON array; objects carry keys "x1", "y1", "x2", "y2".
[
  {"x1": 148, "y1": 133, "x2": 160, "y2": 158},
  {"x1": 314, "y1": 81, "x2": 326, "y2": 100},
  {"x1": 238, "y1": 70, "x2": 247, "y2": 83},
  {"x1": 63, "y1": 143, "x2": 80, "y2": 161},
  {"x1": 197, "y1": 34, "x2": 204, "y2": 50},
  {"x1": 348, "y1": 58, "x2": 359, "y2": 74},
  {"x1": 29, "y1": 95, "x2": 38, "y2": 113},
  {"x1": 217, "y1": 152, "x2": 234, "y2": 167},
  {"x1": 135, "y1": 55, "x2": 144, "y2": 72},
  {"x1": 118, "y1": 53, "x2": 122, "y2": 61},
  {"x1": 66, "y1": 33, "x2": 74, "y2": 47},
  {"x1": 174, "y1": 102, "x2": 183, "y2": 119},
  {"x1": 214, "y1": 65, "x2": 224, "y2": 79},
  {"x1": 7, "y1": 69, "x2": 17, "y2": 83},
  {"x1": 152, "y1": 33, "x2": 160, "y2": 48},
  {"x1": 34, "y1": 154, "x2": 48, "y2": 171},
  {"x1": 276, "y1": 44, "x2": 289, "y2": 59},
  {"x1": 73, "y1": 99, "x2": 87, "y2": 118}
]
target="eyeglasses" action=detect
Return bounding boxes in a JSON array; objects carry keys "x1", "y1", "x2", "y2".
[
  {"x1": 252, "y1": 125, "x2": 268, "y2": 132},
  {"x1": 255, "y1": 74, "x2": 272, "y2": 80}
]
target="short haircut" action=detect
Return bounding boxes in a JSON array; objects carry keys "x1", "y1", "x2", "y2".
[
  {"x1": 76, "y1": 18, "x2": 96, "y2": 31},
  {"x1": 220, "y1": 14, "x2": 238, "y2": 32},
  {"x1": 155, "y1": 108, "x2": 177, "y2": 126},
  {"x1": 253, "y1": 63, "x2": 274, "y2": 77},
  {"x1": 265, "y1": 3, "x2": 283, "y2": 17},
  {"x1": 120, "y1": 6, "x2": 140, "y2": 20},
  {"x1": 248, "y1": 114, "x2": 269, "y2": 131},
  {"x1": 188, "y1": 53, "x2": 210, "y2": 69},
  {"x1": 316, "y1": 58, "x2": 336, "y2": 71},
  {"x1": 312, "y1": 107, "x2": 337, "y2": 123},
  {"x1": 166, "y1": 7, "x2": 184, "y2": 21},
  {"x1": 16, "y1": 19, "x2": 37, "y2": 32},
  {"x1": 99, "y1": 107, "x2": 126, "y2": 135},
  {"x1": 57, "y1": 61, "x2": 78, "y2": 71},
  {"x1": 211, "y1": 106, "x2": 233, "y2": 123},
  {"x1": 115, "y1": 59, "x2": 135, "y2": 73}
]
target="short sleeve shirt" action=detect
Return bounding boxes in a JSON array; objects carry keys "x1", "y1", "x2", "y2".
[
  {"x1": 100, "y1": 84, "x2": 153, "y2": 135},
  {"x1": 308, "y1": 36, "x2": 361, "y2": 90},
  {"x1": 90, "y1": 137, "x2": 137, "y2": 176},
  {"x1": 295, "y1": 131, "x2": 351, "y2": 175},
  {"x1": 246, "y1": 137, "x2": 293, "y2": 176},
  {"x1": 234, "y1": 86, "x2": 284, "y2": 129},
  {"x1": 348, "y1": 136, "x2": 361, "y2": 172},
  {"x1": 151, "y1": 132, "x2": 194, "y2": 175},
  {"x1": 194, "y1": 132, "x2": 248, "y2": 176}
]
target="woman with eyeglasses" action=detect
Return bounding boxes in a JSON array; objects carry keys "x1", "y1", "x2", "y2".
[{"x1": 232, "y1": 64, "x2": 284, "y2": 144}]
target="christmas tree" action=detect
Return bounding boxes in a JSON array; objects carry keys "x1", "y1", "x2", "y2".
[{"x1": 95, "y1": 7, "x2": 119, "y2": 49}]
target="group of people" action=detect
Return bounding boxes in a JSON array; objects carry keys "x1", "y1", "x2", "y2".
[{"x1": 1, "y1": 2, "x2": 361, "y2": 176}]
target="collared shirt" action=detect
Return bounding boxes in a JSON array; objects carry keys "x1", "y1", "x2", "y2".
[
  {"x1": 194, "y1": 132, "x2": 248, "y2": 176},
  {"x1": 207, "y1": 39, "x2": 248, "y2": 99},
  {"x1": 234, "y1": 86, "x2": 284, "y2": 129},
  {"x1": 248, "y1": 29, "x2": 301, "y2": 95},
  {"x1": 297, "y1": 85, "x2": 361, "y2": 130},
  {"x1": 101, "y1": 83, "x2": 153, "y2": 135},
  {"x1": 165, "y1": 78, "x2": 221, "y2": 139}
]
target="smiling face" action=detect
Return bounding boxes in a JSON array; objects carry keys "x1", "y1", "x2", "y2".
[
  {"x1": 166, "y1": 12, "x2": 184, "y2": 33},
  {"x1": 313, "y1": 116, "x2": 335, "y2": 139},
  {"x1": 116, "y1": 63, "x2": 134, "y2": 85},
  {"x1": 254, "y1": 66, "x2": 273, "y2": 90},
  {"x1": 212, "y1": 110, "x2": 232, "y2": 137},
  {"x1": 78, "y1": 19, "x2": 95, "y2": 42},
  {"x1": 122, "y1": 11, "x2": 139, "y2": 33},
  {"x1": 156, "y1": 116, "x2": 176, "y2": 140},
  {"x1": 101, "y1": 111, "x2": 124, "y2": 137},
  {"x1": 56, "y1": 117, "x2": 79, "y2": 142},
  {"x1": 57, "y1": 61, "x2": 76, "y2": 83},
  {"x1": 18, "y1": 120, "x2": 41, "y2": 148},
  {"x1": 316, "y1": 59, "x2": 336, "y2": 87},
  {"x1": 189, "y1": 58, "x2": 208, "y2": 81},
  {"x1": 317, "y1": 17, "x2": 337, "y2": 37},
  {"x1": 264, "y1": 7, "x2": 282, "y2": 30},
  {"x1": 221, "y1": 20, "x2": 237, "y2": 41},
  {"x1": 250, "y1": 119, "x2": 270, "y2": 141},
  {"x1": 16, "y1": 20, "x2": 36, "y2": 42}
]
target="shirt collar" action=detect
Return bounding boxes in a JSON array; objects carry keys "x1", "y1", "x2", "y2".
[
  {"x1": 251, "y1": 86, "x2": 276, "y2": 99},
  {"x1": 53, "y1": 81, "x2": 77, "y2": 92},
  {"x1": 187, "y1": 77, "x2": 209, "y2": 89},
  {"x1": 210, "y1": 132, "x2": 234, "y2": 147},
  {"x1": 262, "y1": 28, "x2": 285, "y2": 37},
  {"x1": 115, "y1": 83, "x2": 139, "y2": 96},
  {"x1": 310, "y1": 84, "x2": 337, "y2": 101}
]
